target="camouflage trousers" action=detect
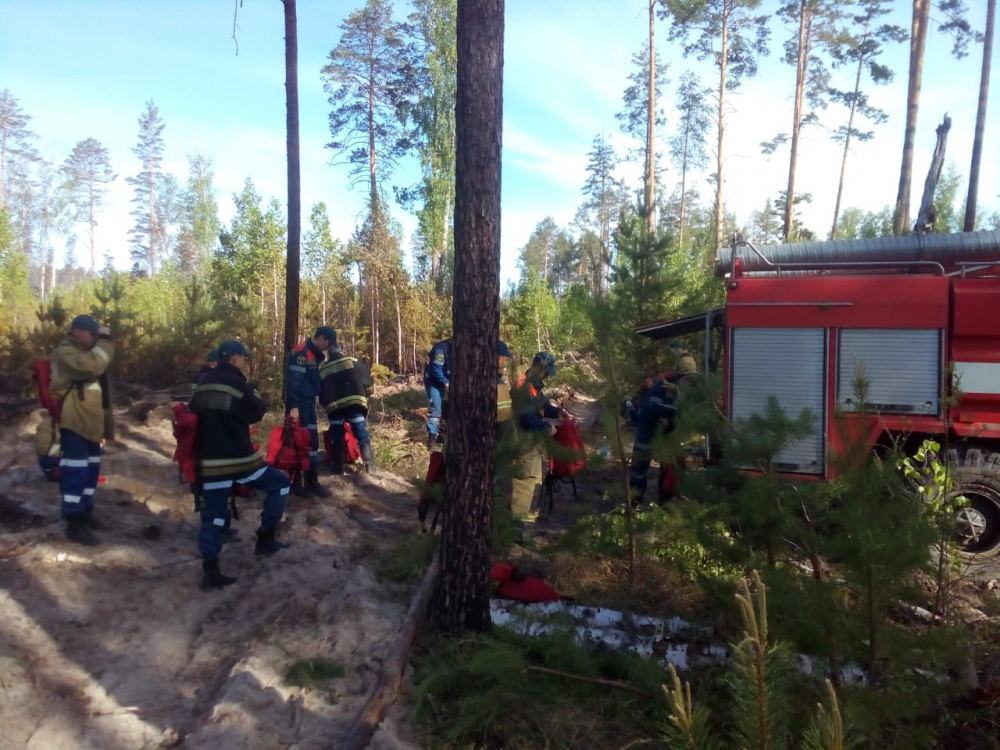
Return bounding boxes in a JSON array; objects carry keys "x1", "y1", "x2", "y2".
[{"x1": 510, "y1": 445, "x2": 544, "y2": 522}]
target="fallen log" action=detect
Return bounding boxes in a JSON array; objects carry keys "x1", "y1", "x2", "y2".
[{"x1": 339, "y1": 554, "x2": 440, "y2": 750}]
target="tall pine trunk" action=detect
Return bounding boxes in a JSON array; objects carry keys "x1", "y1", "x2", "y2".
[
  {"x1": 645, "y1": 0, "x2": 657, "y2": 232},
  {"x1": 714, "y1": 7, "x2": 730, "y2": 250},
  {"x1": 431, "y1": 0, "x2": 504, "y2": 636},
  {"x1": 283, "y1": 0, "x2": 302, "y2": 358},
  {"x1": 783, "y1": 0, "x2": 810, "y2": 242},
  {"x1": 831, "y1": 17, "x2": 869, "y2": 239},
  {"x1": 893, "y1": 0, "x2": 930, "y2": 235},
  {"x1": 964, "y1": 0, "x2": 995, "y2": 232}
]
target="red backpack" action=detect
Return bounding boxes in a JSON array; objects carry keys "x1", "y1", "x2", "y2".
[
  {"x1": 32, "y1": 359, "x2": 62, "y2": 419},
  {"x1": 322, "y1": 424, "x2": 362, "y2": 465},
  {"x1": 266, "y1": 416, "x2": 312, "y2": 474},
  {"x1": 171, "y1": 402, "x2": 199, "y2": 484},
  {"x1": 549, "y1": 419, "x2": 586, "y2": 479}
]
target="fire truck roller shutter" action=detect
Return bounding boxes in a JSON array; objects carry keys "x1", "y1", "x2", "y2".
[
  {"x1": 730, "y1": 328, "x2": 826, "y2": 475},
  {"x1": 838, "y1": 329, "x2": 942, "y2": 415}
]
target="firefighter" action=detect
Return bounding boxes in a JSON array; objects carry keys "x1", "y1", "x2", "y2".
[
  {"x1": 191, "y1": 348, "x2": 219, "y2": 390},
  {"x1": 50, "y1": 314, "x2": 115, "y2": 546},
  {"x1": 285, "y1": 326, "x2": 335, "y2": 498},
  {"x1": 510, "y1": 351, "x2": 567, "y2": 531},
  {"x1": 496, "y1": 340, "x2": 514, "y2": 439},
  {"x1": 623, "y1": 373, "x2": 655, "y2": 428},
  {"x1": 668, "y1": 341, "x2": 698, "y2": 383},
  {"x1": 423, "y1": 337, "x2": 452, "y2": 449},
  {"x1": 628, "y1": 374, "x2": 678, "y2": 501},
  {"x1": 191, "y1": 340, "x2": 291, "y2": 591},
  {"x1": 319, "y1": 334, "x2": 376, "y2": 474}
]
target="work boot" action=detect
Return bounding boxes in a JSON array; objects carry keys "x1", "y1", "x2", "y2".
[
  {"x1": 65, "y1": 515, "x2": 100, "y2": 546},
  {"x1": 200, "y1": 559, "x2": 237, "y2": 591},
  {"x1": 83, "y1": 507, "x2": 111, "y2": 531},
  {"x1": 360, "y1": 443, "x2": 375, "y2": 474},
  {"x1": 427, "y1": 434, "x2": 438, "y2": 451},
  {"x1": 306, "y1": 467, "x2": 332, "y2": 498},
  {"x1": 255, "y1": 527, "x2": 290, "y2": 556},
  {"x1": 291, "y1": 472, "x2": 307, "y2": 498}
]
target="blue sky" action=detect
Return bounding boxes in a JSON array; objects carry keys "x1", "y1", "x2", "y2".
[{"x1": 1, "y1": 1, "x2": 996, "y2": 286}]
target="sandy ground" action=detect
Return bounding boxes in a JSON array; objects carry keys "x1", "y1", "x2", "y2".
[{"x1": 0, "y1": 406, "x2": 424, "y2": 750}]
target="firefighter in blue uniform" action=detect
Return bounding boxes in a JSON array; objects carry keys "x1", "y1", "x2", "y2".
[
  {"x1": 191, "y1": 340, "x2": 291, "y2": 591},
  {"x1": 319, "y1": 333, "x2": 376, "y2": 473},
  {"x1": 423, "y1": 338, "x2": 451, "y2": 449},
  {"x1": 628, "y1": 374, "x2": 679, "y2": 501},
  {"x1": 285, "y1": 326, "x2": 335, "y2": 498}
]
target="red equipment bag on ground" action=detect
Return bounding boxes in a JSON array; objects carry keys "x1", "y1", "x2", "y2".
[
  {"x1": 171, "y1": 402, "x2": 198, "y2": 484},
  {"x1": 548, "y1": 419, "x2": 586, "y2": 479},
  {"x1": 490, "y1": 562, "x2": 563, "y2": 603},
  {"x1": 323, "y1": 424, "x2": 362, "y2": 465},
  {"x1": 417, "y1": 450, "x2": 446, "y2": 532},
  {"x1": 266, "y1": 416, "x2": 311, "y2": 473}
]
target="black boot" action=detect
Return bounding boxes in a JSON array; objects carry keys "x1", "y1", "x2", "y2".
[
  {"x1": 306, "y1": 467, "x2": 332, "y2": 498},
  {"x1": 65, "y1": 514, "x2": 100, "y2": 546},
  {"x1": 255, "y1": 527, "x2": 290, "y2": 556},
  {"x1": 427, "y1": 434, "x2": 438, "y2": 451},
  {"x1": 361, "y1": 443, "x2": 375, "y2": 474},
  {"x1": 200, "y1": 559, "x2": 237, "y2": 591},
  {"x1": 83, "y1": 507, "x2": 111, "y2": 531},
  {"x1": 291, "y1": 472, "x2": 307, "y2": 497}
]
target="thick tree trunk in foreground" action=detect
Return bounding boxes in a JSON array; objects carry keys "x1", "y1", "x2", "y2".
[
  {"x1": 431, "y1": 0, "x2": 504, "y2": 635},
  {"x1": 283, "y1": 0, "x2": 301, "y2": 359}
]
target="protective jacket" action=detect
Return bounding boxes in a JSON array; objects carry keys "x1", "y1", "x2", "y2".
[
  {"x1": 423, "y1": 339, "x2": 452, "y2": 386},
  {"x1": 49, "y1": 335, "x2": 115, "y2": 444},
  {"x1": 190, "y1": 362, "x2": 267, "y2": 481},
  {"x1": 319, "y1": 353, "x2": 375, "y2": 417},
  {"x1": 285, "y1": 338, "x2": 324, "y2": 413},
  {"x1": 511, "y1": 372, "x2": 561, "y2": 435}
]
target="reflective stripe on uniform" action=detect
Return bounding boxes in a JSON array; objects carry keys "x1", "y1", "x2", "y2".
[
  {"x1": 84, "y1": 381, "x2": 102, "y2": 391},
  {"x1": 203, "y1": 479, "x2": 234, "y2": 490},
  {"x1": 63, "y1": 494, "x2": 82, "y2": 504},
  {"x1": 327, "y1": 394, "x2": 367, "y2": 411},
  {"x1": 280, "y1": 486, "x2": 291, "y2": 496},
  {"x1": 213, "y1": 517, "x2": 227, "y2": 526},
  {"x1": 288, "y1": 365, "x2": 307, "y2": 373},
  {"x1": 238, "y1": 466, "x2": 268, "y2": 484},
  {"x1": 194, "y1": 383, "x2": 245, "y2": 399},
  {"x1": 320, "y1": 358, "x2": 355, "y2": 376},
  {"x1": 60, "y1": 458, "x2": 89, "y2": 468}
]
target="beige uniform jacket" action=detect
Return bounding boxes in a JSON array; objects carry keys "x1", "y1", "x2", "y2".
[{"x1": 50, "y1": 336, "x2": 115, "y2": 443}]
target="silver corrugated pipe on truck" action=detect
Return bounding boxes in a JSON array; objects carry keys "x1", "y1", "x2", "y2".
[{"x1": 716, "y1": 230, "x2": 1000, "y2": 277}]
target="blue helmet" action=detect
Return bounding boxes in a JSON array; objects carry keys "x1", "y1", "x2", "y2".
[{"x1": 532, "y1": 351, "x2": 556, "y2": 377}]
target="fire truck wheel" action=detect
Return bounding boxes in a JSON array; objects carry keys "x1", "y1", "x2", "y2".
[{"x1": 950, "y1": 448, "x2": 1000, "y2": 557}]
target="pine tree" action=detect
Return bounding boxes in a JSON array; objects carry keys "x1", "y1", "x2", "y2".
[
  {"x1": 322, "y1": 0, "x2": 415, "y2": 209},
  {"x1": 175, "y1": 153, "x2": 220, "y2": 276},
  {"x1": 616, "y1": 40, "x2": 669, "y2": 231},
  {"x1": 669, "y1": 71, "x2": 711, "y2": 253},
  {"x1": 126, "y1": 100, "x2": 173, "y2": 276},
  {"x1": 59, "y1": 138, "x2": 115, "y2": 274},
  {"x1": 828, "y1": 0, "x2": 905, "y2": 239},
  {"x1": 431, "y1": 0, "x2": 503, "y2": 637},
  {"x1": 964, "y1": 0, "x2": 995, "y2": 231},
  {"x1": 575, "y1": 134, "x2": 623, "y2": 294},
  {"x1": 409, "y1": 0, "x2": 457, "y2": 295},
  {"x1": 660, "y1": 0, "x2": 771, "y2": 250},
  {"x1": 0, "y1": 90, "x2": 38, "y2": 210}
]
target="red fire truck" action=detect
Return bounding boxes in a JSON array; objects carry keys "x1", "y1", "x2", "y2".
[{"x1": 636, "y1": 230, "x2": 1000, "y2": 556}]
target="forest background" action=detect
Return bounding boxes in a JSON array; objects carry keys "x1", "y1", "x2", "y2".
[{"x1": 0, "y1": 0, "x2": 997, "y2": 400}]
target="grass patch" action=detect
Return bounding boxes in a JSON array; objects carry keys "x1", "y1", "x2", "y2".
[
  {"x1": 374, "y1": 386, "x2": 428, "y2": 418},
  {"x1": 412, "y1": 628, "x2": 672, "y2": 750},
  {"x1": 374, "y1": 533, "x2": 438, "y2": 583},
  {"x1": 284, "y1": 656, "x2": 347, "y2": 688}
]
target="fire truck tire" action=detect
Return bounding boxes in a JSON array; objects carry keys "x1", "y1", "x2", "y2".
[{"x1": 950, "y1": 447, "x2": 1000, "y2": 557}]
